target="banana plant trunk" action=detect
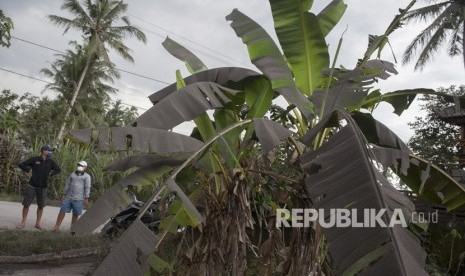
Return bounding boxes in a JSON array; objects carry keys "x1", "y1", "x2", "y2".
[
  {"x1": 56, "y1": 53, "x2": 93, "y2": 141},
  {"x1": 182, "y1": 177, "x2": 251, "y2": 275}
]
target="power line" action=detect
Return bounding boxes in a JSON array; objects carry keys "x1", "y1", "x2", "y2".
[
  {"x1": 126, "y1": 12, "x2": 251, "y2": 67},
  {"x1": 10, "y1": 35, "x2": 170, "y2": 85},
  {"x1": 0, "y1": 67, "x2": 52, "y2": 84},
  {"x1": 127, "y1": 25, "x2": 225, "y2": 69},
  {"x1": 12, "y1": 36, "x2": 65, "y2": 54},
  {"x1": 136, "y1": 23, "x2": 238, "y2": 67},
  {"x1": 137, "y1": 25, "x2": 165, "y2": 39},
  {"x1": 117, "y1": 68, "x2": 169, "y2": 84},
  {"x1": 0, "y1": 66, "x2": 149, "y2": 111}
]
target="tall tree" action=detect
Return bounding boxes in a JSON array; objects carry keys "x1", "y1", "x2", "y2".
[
  {"x1": 49, "y1": 0, "x2": 146, "y2": 140},
  {"x1": 408, "y1": 85, "x2": 464, "y2": 169},
  {"x1": 104, "y1": 100, "x2": 137, "y2": 127},
  {"x1": 0, "y1": 10, "x2": 13, "y2": 48},
  {"x1": 402, "y1": 0, "x2": 465, "y2": 70},
  {"x1": 41, "y1": 41, "x2": 119, "y2": 128}
]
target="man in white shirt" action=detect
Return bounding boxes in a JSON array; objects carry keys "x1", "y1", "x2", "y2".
[{"x1": 53, "y1": 160, "x2": 91, "y2": 231}]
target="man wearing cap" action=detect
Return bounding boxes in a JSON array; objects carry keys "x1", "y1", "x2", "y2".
[
  {"x1": 53, "y1": 160, "x2": 91, "y2": 231},
  {"x1": 17, "y1": 144, "x2": 61, "y2": 230}
]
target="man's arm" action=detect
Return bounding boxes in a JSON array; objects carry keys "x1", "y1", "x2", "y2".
[
  {"x1": 50, "y1": 159, "x2": 61, "y2": 176},
  {"x1": 18, "y1": 157, "x2": 34, "y2": 172},
  {"x1": 84, "y1": 174, "x2": 91, "y2": 207},
  {"x1": 63, "y1": 175, "x2": 71, "y2": 198},
  {"x1": 84, "y1": 174, "x2": 91, "y2": 199}
]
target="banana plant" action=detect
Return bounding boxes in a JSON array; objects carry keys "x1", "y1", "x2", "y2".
[{"x1": 66, "y1": 0, "x2": 465, "y2": 275}]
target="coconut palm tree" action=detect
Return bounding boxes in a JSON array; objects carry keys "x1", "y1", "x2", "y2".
[
  {"x1": 402, "y1": 0, "x2": 465, "y2": 70},
  {"x1": 49, "y1": 0, "x2": 146, "y2": 140},
  {"x1": 42, "y1": 41, "x2": 119, "y2": 129}
]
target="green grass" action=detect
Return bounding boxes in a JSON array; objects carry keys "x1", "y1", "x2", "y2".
[
  {"x1": 0, "y1": 192, "x2": 22, "y2": 203},
  {"x1": 0, "y1": 230, "x2": 111, "y2": 256}
]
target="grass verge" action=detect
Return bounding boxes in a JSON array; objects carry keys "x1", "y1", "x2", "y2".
[
  {"x1": 0, "y1": 193, "x2": 22, "y2": 203},
  {"x1": 0, "y1": 230, "x2": 111, "y2": 256}
]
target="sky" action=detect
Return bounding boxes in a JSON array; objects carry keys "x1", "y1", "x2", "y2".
[{"x1": 1, "y1": 0, "x2": 464, "y2": 141}]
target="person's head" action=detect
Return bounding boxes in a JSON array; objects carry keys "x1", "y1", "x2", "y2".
[
  {"x1": 76, "y1": 161, "x2": 87, "y2": 174},
  {"x1": 40, "y1": 144, "x2": 53, "y2": 158}
]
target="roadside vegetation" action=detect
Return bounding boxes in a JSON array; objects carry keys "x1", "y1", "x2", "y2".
[{"x1": 0, "y1": 230, "x2": 110, "y2": 256}]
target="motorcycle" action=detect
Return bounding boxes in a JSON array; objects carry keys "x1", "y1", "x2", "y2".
[{"x1": 101, "y1": 191, "x2": 162, "y2": 238}]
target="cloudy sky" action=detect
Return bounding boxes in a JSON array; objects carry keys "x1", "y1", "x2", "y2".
[{"x1": 1, "y1": 0, "x2": 464, "y2": 140}]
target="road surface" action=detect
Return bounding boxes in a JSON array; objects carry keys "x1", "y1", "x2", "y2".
[{"x1": 0, "y1": 201, "x2": 73, "y2": 231}]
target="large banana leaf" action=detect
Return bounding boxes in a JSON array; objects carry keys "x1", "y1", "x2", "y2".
[
  {"x1": 373, "y1": 147, "x2": 465, "y2": 212},
  {"x1": 136, "y1": 82, "x2": 239, "y2": 130},
  {"x1": 68, "y1": 127, "x2": 203, "y2": 153},
  {"x1": 352, "y1": 112, "x2": 465, "y2": 211},
  {"x1": 104, "y1": 153, "x2": 191, "y2": 172},
  {"x1": 311, "y1": 60, "x2": 397, "y2": 117},
  {"x1": 159, "y1": 183, "x2": 202, "y2": 235},
  {"x1": 242, "y1": 76, "x2": 276, "y2": 141},
  {"x1": 165, "y1": 178, "x2": 202, "y2": 226},
  {"x1": 148, "y1": 67, "x2": 258, "y2": 104},
  {"x1": 92, "y1": 169, "x2": 206, "y2": 275},
  {"x1": 162, "y1": 36, "x2": 207, "y2": 74},
  {"x1": 360, "y1": 0, "x2": 417, "y2": 63},
  {"x1": 301, "y1": 110, "x2": 427, "y2": 275},
  {"x1": 317, "y1": 0, "x2": 347, "y2": 37},
  {"x1": 269, "y1": 0, "x2": 329, "y2": 96},
  {"x1": 226, "y1": 9, "x2": 314, "y2": 120},
  {"x1": 351, "y1": 112, "x2": 408, "y2": 151},
  {"x1": 361, "y1": 89, "x2": 427, "y2": 115},
  {"x1": 93, "y1": 180, "x2": 201, "y2": 276},
  {"x1": 362, "y1": 89, "x2": 465, "y2": 116},
  {"x1": 244, "y1": 76, "x2": 275, "y2": 119},
  {"x1": 92, "y1": 219, "x2": 159, "y2": 276},
  {"x1": 71, "y1": 165, "x2": 174, "y2": 234},
  {"x1": 254, "y1": 118, "x2": 292, "y2": 153}
]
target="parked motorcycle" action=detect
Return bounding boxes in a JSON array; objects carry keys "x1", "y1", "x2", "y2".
[{"x1": 101, "y1": 191, "x2": 162, "y2": 238}]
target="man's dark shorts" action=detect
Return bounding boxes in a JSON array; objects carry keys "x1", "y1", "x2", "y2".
[{"x1": 22, "y1": 185, "x2": 47, "y2": 208}]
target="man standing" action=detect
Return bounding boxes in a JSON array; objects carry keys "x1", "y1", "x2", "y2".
[
  {"x1": 17, "y1": 144, "x2": 61, "y2": 230},
  {"x1": 53, "y1": 160, "x2": 91, "y2": 231}
]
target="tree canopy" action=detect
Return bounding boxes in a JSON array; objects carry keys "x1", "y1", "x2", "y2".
[
  {"x1": 408, "y1": 85, "x2": 464, "y2": 169},
  {"x1": 0, "y1": 10, "x2": 13, "y2": 48}
]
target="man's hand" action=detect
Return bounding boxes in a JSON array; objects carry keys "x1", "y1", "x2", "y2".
[{"x1": 84, "y1": 198, "x2": 89, "y2": 208}]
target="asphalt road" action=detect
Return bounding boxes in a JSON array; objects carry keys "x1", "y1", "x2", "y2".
[{"x1": 0, "y1": 201, "x2": 73, "y2": 231}]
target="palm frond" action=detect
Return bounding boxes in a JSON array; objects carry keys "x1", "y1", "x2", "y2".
[
  {"x1": 106, "y1": 37, "x2": 134, "y2": 62},
  {"x1": 402, "y1": 2, "x2": 465, "y2": 69},
  {"x1": 447, "y1": 22, "x2": 463, "y2": 56},
  {"x1": 47, "y1": 15, "x2": 81, "y2": 34},
  {"x1": 414, "y1": 24, "x2": 448, "y2": 70},
  {"x1": 402, "y1": 1, "x2": 449, "y2": 23},
  {"x1": 109, "y1": 25, "x2": 147, "y2": 43},
  {"x1": 61, "y1": 0, "x2": 92, "y2": 23},
  {"x1": 402, "y1": 5, "x2": 454, "y2": 65},
  {"x1": 103, "y1": 0, "x2": 127, "y2": 23}
]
